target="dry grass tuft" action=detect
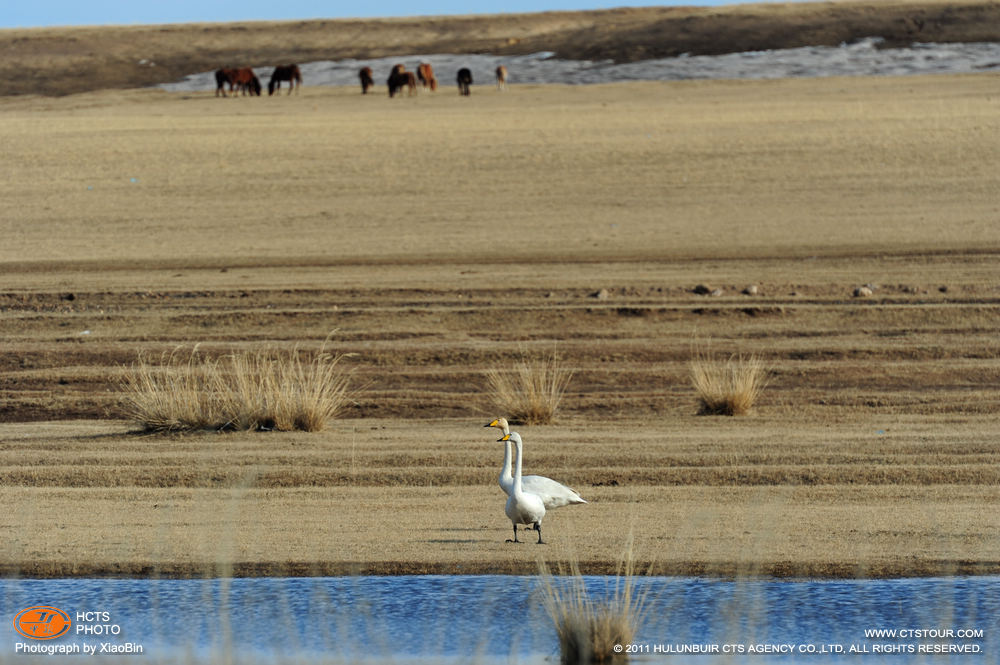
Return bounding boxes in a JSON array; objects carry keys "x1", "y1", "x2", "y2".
[
  {"x1": 484, "y1": 351, "x2": 573, "y2": 425},
  {"x1": 690, "y1": 350, "x2": 767, "y2": 416},
  {"x1": 119, "y1": 345, "x2": 354, "y2": 432},
  {"x1": 539, "y1": 544, "x2": 648, "y2": 665}
]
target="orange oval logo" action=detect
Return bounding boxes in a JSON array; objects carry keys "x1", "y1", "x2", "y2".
[{"x1": 13, "y1": 606, "x2": 72, "y2": 640}]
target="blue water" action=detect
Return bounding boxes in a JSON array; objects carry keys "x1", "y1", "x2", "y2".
[{"x1": 2, "y1": 576, "x2": 997, "y2": 663}]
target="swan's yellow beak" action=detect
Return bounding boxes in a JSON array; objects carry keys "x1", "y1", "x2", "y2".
[
  {"x1": 486, "y1": 417, "x2": 510, "y2": 434},
  {"x1": 499, "y1": 433, "x2": 511, "y2": 442}
]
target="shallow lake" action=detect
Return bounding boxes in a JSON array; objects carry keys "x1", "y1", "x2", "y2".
[
  {"x1": 2, "y1": 575, "x2": 997, "y2": 663},
  {"x1": 161, "y1": 38, "x2": 1000, "y2": 93}
]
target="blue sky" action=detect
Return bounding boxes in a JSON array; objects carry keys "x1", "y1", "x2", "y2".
[{"x1": 5, "y1": 1, "x2": 806, "y2": 29}]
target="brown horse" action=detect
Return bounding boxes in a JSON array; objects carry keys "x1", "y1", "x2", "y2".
[
  {"x1": 233, "y1": 68, "x2": 262, "y2": 96},
  {"x1": 457, "y1": 68, "x2": 472, "y2": 96},
  {"x1": 215, "y1": 67, "x2": 261, "y2": 96},
  {"x1": 387, "y1": 64, "x2": 416, "y2": 98},
  {"x1": 496, "y1": 65, "x2": 508, "y2": 91},
  {"x1": 417, "y1": 63, "x2": 437, "y2": 91},
  {"x1": 268, "y1": 64, "x2": 301, "y2": 95},
  {"x1": 359, "y1": 66, "x2": 374, "y2": 94}
]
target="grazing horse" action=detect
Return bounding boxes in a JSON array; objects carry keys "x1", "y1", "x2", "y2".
[
  {"x1": 456, "y1": 68, "x2": 472, "y2": 96},
  {"x1": 496, "y1": 65, "x2": 508, "y2": 91},
  {"x1": 387, "y1": 64, "x2": 416, "y2": 98},
  {"x1": 216, "y1": 67, "x2": 260, "y2": 96},
  {"x1": 359, "y1": 66, "x2": 374, "y2": 94},
  {"x1": 416, "y1": 63, "x2": 437, "y2": 91},
  {"x1": 268, "y1": 64, "x2": 301, "y2": 95},
  {"x1": 214, "y1": 68, "x2": 235, "y2": 96},
  {"x1": 399, "y1": 72, "x2": 417, "y2": 96},
  {"x1": 231, "y1": 67, "x2": 262, "y2": 96}
]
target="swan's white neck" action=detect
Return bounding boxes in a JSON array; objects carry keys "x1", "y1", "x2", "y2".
[
  {"x1": 500, "y1": 440, "x2": 513, "y2": 488},
  {"x1": 512, "y1": 436, "x2": 524, "y2": 496}
]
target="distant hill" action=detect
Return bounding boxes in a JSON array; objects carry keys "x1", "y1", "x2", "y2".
[{"x1": 3, "y1": 0, "x2": 1000, "y2": 96}]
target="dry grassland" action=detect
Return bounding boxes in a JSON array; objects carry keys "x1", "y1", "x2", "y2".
[
  {"x1": 2, "y1": 418, "x2": 999, "y2": 578},
  {"x1": 1, "y1": 70, "x2": 999, "y2": 577}
]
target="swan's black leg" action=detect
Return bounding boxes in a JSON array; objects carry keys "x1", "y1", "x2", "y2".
[
  {"x1": 535, "y1": 522, "x2": 545, "y2": 545},
  {"x1": 506, "y1": 523, "x2": 521, "y2": 543}
]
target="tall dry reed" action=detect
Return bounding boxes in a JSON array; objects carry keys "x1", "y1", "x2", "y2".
[
  {"x1": 539, "y1": 545, "x2": 648, "y2": 665},
  {"x1": 484, "y1": 350, "x2": 573, "y2": 425},
  {"x1": 689, "y1": 349, "x2": 767, "y2": 416},
  {"x1": 119, "y1": 345, "x2": 354, "y2": 432}
]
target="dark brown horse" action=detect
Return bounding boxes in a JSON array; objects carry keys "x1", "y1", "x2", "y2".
[
  {"x1": 417, "y1": 63, "x2": 437, "y2": 91},
  {"x1": 359, "y1": 66, "x2": 374, "y2": 94},
  {"x1": 387, "y1": 64, "x2": 416, "y2": 98},
  {"x1": 215, "y1": 68, "x2": 235, "y2": 96},
  {"x1": 401, "y1": 72, "x2": 417, "y2": 95},
  {"x1": 457, "y1": 68, "x2": 472, "y2": 96},
  {"x1": 268, "y1": 64, "x2": 301, "y2": 95}
]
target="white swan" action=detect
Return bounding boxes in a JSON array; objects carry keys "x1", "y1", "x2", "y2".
[
  {"x1": 485, "y1": 417, "x2": 587, "y2": 510},
  {"x1": 500, "y1": 431, "x2": 546, "y2": 544}
]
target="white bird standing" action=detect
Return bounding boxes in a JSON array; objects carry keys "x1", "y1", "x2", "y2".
[
  {"x1": 500, "y1": 431, "x2": 546, "y2": 544},
  {"x1": 484, "y1": 417, "x2": 587, "y2": 510}
]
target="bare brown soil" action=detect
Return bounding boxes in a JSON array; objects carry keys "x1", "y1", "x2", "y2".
[
  {"x1": 3, "y1": 0, "x2": 1000, "y2": 96},
  {"x1": 1, "y1": 65, "x2": 998, "y2": 577}
]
